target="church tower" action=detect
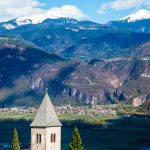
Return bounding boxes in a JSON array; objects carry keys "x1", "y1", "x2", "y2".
[{"x1": 30, "y1": 89, "x2": 62, "y2": 150}]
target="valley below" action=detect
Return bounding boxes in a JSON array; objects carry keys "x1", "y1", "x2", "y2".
[
  {"x1": 0, "y1": 103, "x2": 150, "y2": 150},
  {"x1": 0, "y1": 103, "x2": 147, "y2": 122}
]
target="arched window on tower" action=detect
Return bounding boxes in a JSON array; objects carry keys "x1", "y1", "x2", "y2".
[
  {"x1": 36, "y1": 134, "x2": 42, "y2": 143},
  {"x1": 36, "y1": 134, "x2": 38, "y2": 143},
  {"x1": 39, "y1": 134, "x2": 41, "y2": 143},
  {"x1": 50, "y1": 133, "x2": 56, "y2": 143},
  {"x1": 54, "y1": 133, "x2": 56, "y2": 142},
  {"x1": 51, "y1": 134, "x2": 53, "y2": 143}
]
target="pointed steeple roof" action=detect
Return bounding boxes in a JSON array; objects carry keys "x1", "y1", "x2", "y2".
[{"x1": 30, "y1": 90, "x2": 62, "y2": 127}]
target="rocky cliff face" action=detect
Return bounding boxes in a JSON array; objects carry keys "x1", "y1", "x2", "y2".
[{"x1": 23, "y1": 57, "x2": 150, "y2": 106}]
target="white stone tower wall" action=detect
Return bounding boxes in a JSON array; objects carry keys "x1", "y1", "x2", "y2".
[
  {"x1": 31, "y1": 128, "x2": 46, "y2": 150},
  {"x1": 46, "y1": 127, "x2": 61, "y2": 150},
  {"x1": 31, "y1": 127, "x2": 61, "y2": 150}
]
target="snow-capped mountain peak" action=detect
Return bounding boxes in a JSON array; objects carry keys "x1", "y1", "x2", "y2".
[
  {"x1": 120, "y1": 9, "x2": 150, "y2": 22},
  {"x1": 1, "y1": 14, "x2": 79, "y2": 30},
  {"x1": 4, "y1": 13, "x2": 79, "y2": 28},
  {"x1": 15, "y1": 12, "x2": 80, "y2": 26}
]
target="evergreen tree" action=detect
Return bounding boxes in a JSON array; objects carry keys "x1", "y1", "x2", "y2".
[
  {"x1": 69, "y1": 127, "x2": 84, "y2": 150},
  {"x1": 12, "y1": 128, "x2": 20, "y2": 150}
]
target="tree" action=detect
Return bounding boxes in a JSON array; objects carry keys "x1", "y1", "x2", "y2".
[
  {"x1": 69, "y1": 127, "x2": 84, "y2": 150},
  {"x1": 12, "y1": 128, "x2": 20, "y2": 150}
]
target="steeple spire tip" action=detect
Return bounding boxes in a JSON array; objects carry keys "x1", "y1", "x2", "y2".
[{"x1": 46, "y1": 84, "x2": 48, "y2": 93}]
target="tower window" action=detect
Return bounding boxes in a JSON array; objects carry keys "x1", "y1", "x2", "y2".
[
  {"x1": 36, "y1": 134, "x2": 42, "y2": 143},
  {"x1": 54, "y1": 134, "x2": 56, "y2": 142},
  {"x1": 36, "y1": 134, "x2": 38, "y2": 143},
  {"x1": 51, "y1": 133, "x2": 56, "y2": 143},
  {"x1": 39, "y1": 134, "x2": 41, "y2": 143},
  {"x1": 51, "y1": 134, "x2": 53, "y2": 142}
]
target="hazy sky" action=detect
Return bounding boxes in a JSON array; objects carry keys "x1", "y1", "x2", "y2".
[{"x1": 0, "y1": 0, "x2": 150, "y2": 23}]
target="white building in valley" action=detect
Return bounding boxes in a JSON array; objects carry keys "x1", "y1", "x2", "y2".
[{"x1": 30, "y1": 89, "x2": 62, "y2": 150}]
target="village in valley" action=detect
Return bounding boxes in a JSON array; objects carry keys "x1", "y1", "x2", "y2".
[{"x1": 0, "y1": 104, "x2": 117, "y2": 119}]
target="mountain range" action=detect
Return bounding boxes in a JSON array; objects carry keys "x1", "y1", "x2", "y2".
[{"x1": 0, "y1": 9, "x2": 150, "y2": 107}]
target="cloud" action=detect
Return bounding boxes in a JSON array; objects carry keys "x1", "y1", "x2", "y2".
[
  {"x1": 97, "y1": 0, "x2": 150, "y2": 14},
  {"x1": 111, "y1": 0, "x2": 140, "y2": 10},
  {"x1": 0, "y1": 0, "x2": 44, "y2": 9},
  {"x1": 0, "y1": 0, "x2": 87, "y2": 22},
  {"x1": 97, "y1": 3, "x2": 107, "y2": 14},
  {"x1": 46, "y1": 5, "x2": 87, "y2": 20}
]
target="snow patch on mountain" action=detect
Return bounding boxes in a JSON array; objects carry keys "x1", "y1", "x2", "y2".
[
  {"x1": 120, "y1": 9, "x2": 150, "y2": 22},
  {"x1": 16, "y1": 14, "x2": 47, "y2": 25},
  {"x1": 3, "y1": 24, "x2": 15, "y2": 30}
]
